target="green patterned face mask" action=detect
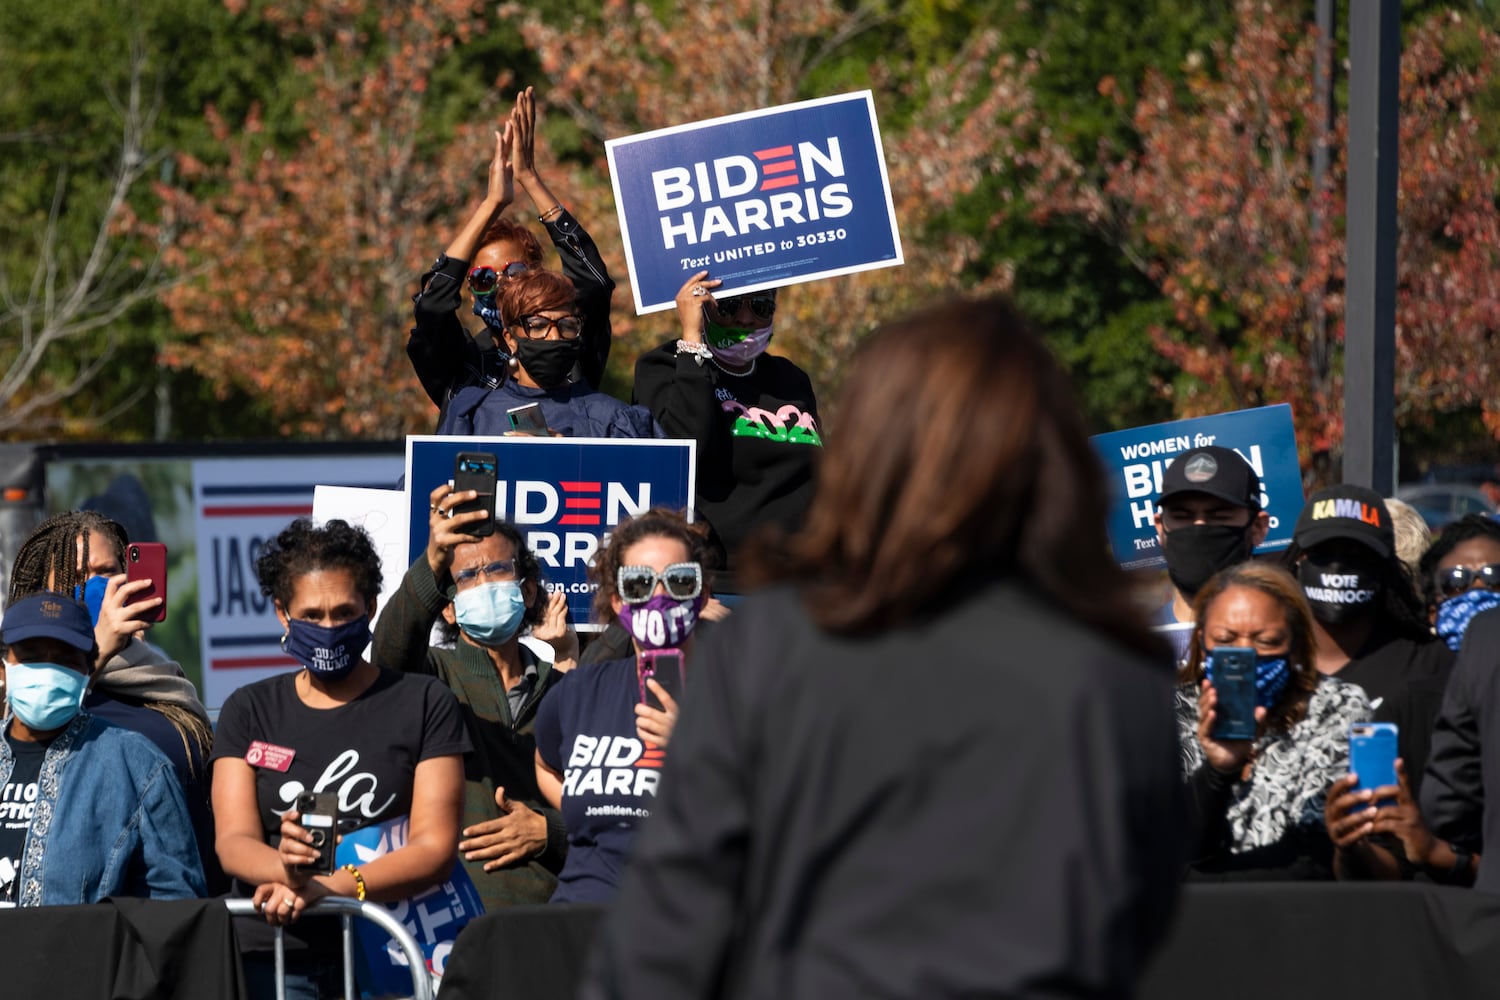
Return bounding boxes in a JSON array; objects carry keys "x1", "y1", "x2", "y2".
[{"x1": 703, "y1": 315, "x2": 773, "y2": 365}]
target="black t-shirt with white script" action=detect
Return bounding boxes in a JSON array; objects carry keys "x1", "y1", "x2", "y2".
[
  {"x1": 211, "y1": 668, "x2": 470, "y2": 843},
  {"x1": 210, "y1": 668, "x2": 470, "y2": 950},
  {"x1": 0, "y1": 729, "x2": 49, "y2": 909}
]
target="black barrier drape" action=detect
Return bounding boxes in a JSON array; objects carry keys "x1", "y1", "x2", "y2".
[
  {"x1": 1138, "y1": 883, "x2": 1500, "y2": 1000},
  {"x1": 441, "y1": 885, "x2": 1500, "y2": 1000},
  {"x1": 441, "y1": 904, "x2": 605, "y2": 1000},
  {"x1": 0, "y1": 897, "x2": 247, "y2": 1000}
]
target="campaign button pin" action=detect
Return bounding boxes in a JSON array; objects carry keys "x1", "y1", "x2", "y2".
[{"x1": 246, "y1": 740, "x2": 296, "y2": 772}]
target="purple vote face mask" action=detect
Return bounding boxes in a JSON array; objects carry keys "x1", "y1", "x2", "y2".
[{"x1": 617, "y1": 594, "x2": 705, "y2": 650}]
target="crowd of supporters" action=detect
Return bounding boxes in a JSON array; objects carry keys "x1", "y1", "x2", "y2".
[{"x1": 6, "y1": 86, "x2": 1500, "y2": 1000}]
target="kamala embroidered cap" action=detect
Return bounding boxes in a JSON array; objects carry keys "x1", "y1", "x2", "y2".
[
  {"x1": 1159, "y1": 446, "x2": 1262, "y2": 510},
  {"x1": 1294, "y1": 484, "x2": 1393, "y2": 559},
  {"x1": 1, "y1": 592, "x2": 96, "y2": 651}
]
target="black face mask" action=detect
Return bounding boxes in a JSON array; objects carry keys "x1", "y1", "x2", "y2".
[
  {"x1": 1162, "y1": 523, "x2": 1254, "y2": 598},
  {"x1": 1297, "y1": 556, "x2": 1381, "y2": 624},
  {"x1": 513, "y1": 337, "x2": 581, "y2": 389}
]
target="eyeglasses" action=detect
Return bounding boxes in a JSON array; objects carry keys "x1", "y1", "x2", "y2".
[
  {"x1": 1435, "y1": 563, "x2": 1500, "y2": 598},
  {"x1": 617, "y1": 562, "x2": 703, "y2": 604},
  {"x1": 467, "y1": 262, "x2": 530, "y2": 296},
  {"x1": 453, "y1": 559, "x2": 517, "y2": 586},
  {"x1": 513, "y1": 314, "x2": 583, "y2": 340},
  {"x1": 713, "y1": 294, "x2": 776, "y2": 321}
]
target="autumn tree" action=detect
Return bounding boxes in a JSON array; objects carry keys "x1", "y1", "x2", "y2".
[
  {"x1": 1023, "y1": 0, "x2": 1500, "y2": 472},
  {"x1": 506, "y1": 0, "x2": 1035, "y2": 394},
  {"x1": 158, "y1": 0, "x2": 502, "y2": 438}
]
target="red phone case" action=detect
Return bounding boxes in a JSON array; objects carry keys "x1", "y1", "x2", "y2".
[{"x1": 126, "y1": 543, "x2": 168, "y2": 622}]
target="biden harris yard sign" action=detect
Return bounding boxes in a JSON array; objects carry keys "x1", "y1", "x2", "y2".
[
  {"x1": 607, "y1": 91, "x2": 903, "y2": 314},
  {"x1": 1091, "y1": 405, "x2": 1304, "y2": 571},
  {"x1": 406, "y1": 436, "x2": 695, "y2": 628}
]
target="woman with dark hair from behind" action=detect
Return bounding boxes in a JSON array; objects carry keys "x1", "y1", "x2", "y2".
[{"x1": 585, "y1": 295, "x2": 1186, "y2": 999}]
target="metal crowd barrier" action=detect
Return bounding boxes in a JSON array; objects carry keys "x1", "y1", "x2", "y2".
[{"x1": 223, "y1": 897, "x2": 435, "y2": 1000}]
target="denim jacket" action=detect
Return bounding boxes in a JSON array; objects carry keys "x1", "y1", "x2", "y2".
[{"x1": 0, "y1": 711, "x2": 206, "y2": 906}]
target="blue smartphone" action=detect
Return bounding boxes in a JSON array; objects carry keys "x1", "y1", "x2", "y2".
[
  {"x1": 1349, "y1": 722, "x2": 1399, "y2": 810},
  {"x1": 1208, "y1": 646, "x2": 1257, "y2": 742}
]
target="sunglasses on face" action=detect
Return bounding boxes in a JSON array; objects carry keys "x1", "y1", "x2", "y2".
[
  {"x1": 513, "y1": 314, "x2": 584, "y2": 340},
  {"x1": 713, "y1": 294, "x2": 776, "y2": 321},
  {"x1": 1436, "y1": 563, "x2": 1500, "y2": 598},
  {"x1": 453, "y1": 559, "x2": 517, "y2": 586},
  {"x1": 617, "y1": 562, "x2": 703, "y2": 604},
  {"x1": 467, "y1": 261, "x2": 530, "y2": 296}
]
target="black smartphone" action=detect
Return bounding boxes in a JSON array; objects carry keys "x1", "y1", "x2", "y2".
[
  {"x1": 452, "y1": 451, "x2": 497, "y2": 538},
  {"x1": 1208, "y1": 646, "x2": 1257, "y2": 742},
  {"x1": 507, "y1": 403, "x2": 550, "y2": 436},
  {"x1": 125, "y1": 542, "x2": 168, "y2": 623},
  {"x1": 294, "y1": 791, "x2": 340, "y2": 875},
  {"x1": 638, "y1": 649, "x2": 684, "y2": 712}
]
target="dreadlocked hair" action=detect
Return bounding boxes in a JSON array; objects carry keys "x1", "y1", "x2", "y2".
[
  {"x1": 8, "y1": 510, "x2": 127, "y2": 606},
  {"x1": 9, "y1": 514, "x2": 213, "y2": 776}
]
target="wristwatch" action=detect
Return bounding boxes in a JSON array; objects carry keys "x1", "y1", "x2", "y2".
[{"x1": 1444, "y1": 842, "x2": 1474, "y2": 881}]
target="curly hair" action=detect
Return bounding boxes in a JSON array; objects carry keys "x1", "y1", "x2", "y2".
[
  {"x1": 589, "y1": 508, "x2": 716, "y2": 625},
  {"x1": 478, "y1": 216, "x2": 545, "y2": 268},
  {"x1": 255, "y1": 518, "x2": 383, "y2": 610},
  {"x1": 8, "y1": 510, "x2": 128, "y2": 606},
  {"x1": 499, "y1": 270, "x2": 578, "y2": 329},
  {"x1": 1180, "y1": 562, "x2": 1321, "y2": 734},
  {"x1": 1418, "y1": 513, "x2": 1500, "y2": 609}
]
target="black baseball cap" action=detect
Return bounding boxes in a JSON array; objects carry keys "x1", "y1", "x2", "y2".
[
  {"x1": 1294, "y1": 484, "x2": 1393, "y2": 559},
  {"x1": 1159, "y1": 446, "x2": 1261, "y2": 510},
  {"x1": 2, "y1": 592, "x2": 96, "y2": 651}
]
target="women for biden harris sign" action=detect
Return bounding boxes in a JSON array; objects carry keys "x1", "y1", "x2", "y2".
[{"x1": 607, "y1": 91, "x2": 904, "y2": 313}]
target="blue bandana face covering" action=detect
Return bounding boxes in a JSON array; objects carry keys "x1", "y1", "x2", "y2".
[
  {"x1": 282, "y1": 615, "x2": 369, "y2": 682},
  {"x1": 6, "y1": 662, "x2": 88, "y2": 731},
  {"x1": 453, "y1": 580, "x2": 527, "y2": 646},
  {"x1": 473, "y1": 295, "x2": 504, "y2": 330},
  {"x1": 1205, "y1": 653, "x2": 1292, "y2": 709},
  {"x1": 1436, "y1": 589, "x2": 1500, "y2": 651},
  {"x1": 74, "y1": 575, "x2": 110, "y2": 627}
]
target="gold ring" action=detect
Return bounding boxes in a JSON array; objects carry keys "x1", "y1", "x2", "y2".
[{"x1": 281, "y1": 898, "x2": 293, "y2": 908}]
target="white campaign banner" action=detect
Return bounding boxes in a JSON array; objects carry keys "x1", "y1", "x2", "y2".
[{"x1": 194, "y1": 457, "x2": 402, "y2": 709}]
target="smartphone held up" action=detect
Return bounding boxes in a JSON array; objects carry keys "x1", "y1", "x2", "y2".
[
  {"x1": 452, "y1": 451, "x2": 498, "y2": 538},
  {"x1": 126, "y1": 542, "x2": 168, "y2": 622},
  {"x1": 1208, "y1": 646, "x2": 1257, "y2": 742},
  {"x1": 638, "y1": 649, "x2": 685, "y2": 713}
]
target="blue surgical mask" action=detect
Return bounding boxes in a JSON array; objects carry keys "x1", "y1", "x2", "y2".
[
  {"x1": 453, "y1": 580, "x2": 527, "y2": 646},
  {"x1": 1436, "y1": 589, "x2": 1500, "y2": 651},
  {"x1": 282, "y1": 616, "x2": 369, "y2": 682},
  {"x1": 74, "y1": 575, "x2": 110, "y2": 627},
  {"x1": 6, "y1": 661, "x2": 88, "y2": 731},
  {"x1": 1205, "y1": 653, "x2": 1292, "y2": 709}
]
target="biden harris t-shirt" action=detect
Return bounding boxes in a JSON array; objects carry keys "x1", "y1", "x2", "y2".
[{"x1": 534, "y1": 657, "x2": 664, "y2": 903}]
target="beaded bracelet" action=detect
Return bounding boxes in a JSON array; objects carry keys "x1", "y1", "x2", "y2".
[
  {"x1": 341, "y1": 863, "x2": 367, "y2": 902},
  {"x1": 675, "y1": 339, "x2": 712, "y2": 365}
]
